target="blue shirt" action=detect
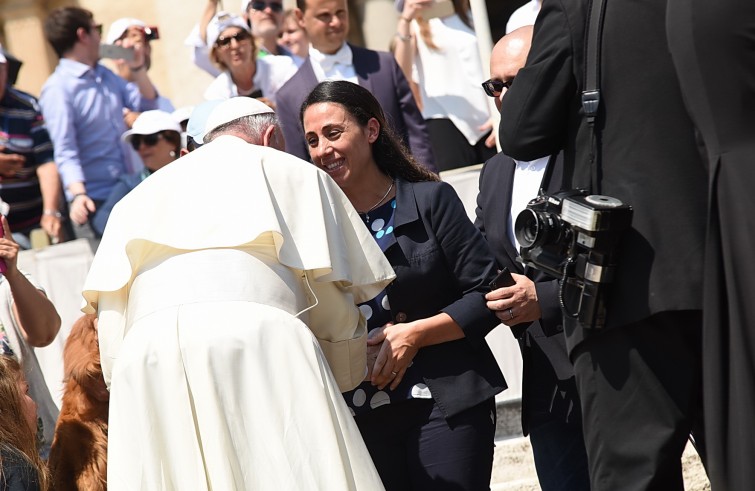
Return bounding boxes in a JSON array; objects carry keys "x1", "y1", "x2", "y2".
[{"x1": 39, "y1": 59, "x2": 157, "y2": 201}]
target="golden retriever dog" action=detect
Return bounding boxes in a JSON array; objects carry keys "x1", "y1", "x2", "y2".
[{"x1": 49, "y1": 314, "x2": 109, "y2": 491}]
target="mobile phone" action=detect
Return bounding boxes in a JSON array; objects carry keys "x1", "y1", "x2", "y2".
[
  {"x1": 420, "y1": 0, "x2": 455, "y2": 20},
  {"x1": 99, "y1": 44, "x2": 135, "y2": 62},
  {"x1": 489, "y1": 268, "x2": 515, "y2": 291},
  {"x1": 144, "y1": 26, "x2": 159, "y2": 41}
]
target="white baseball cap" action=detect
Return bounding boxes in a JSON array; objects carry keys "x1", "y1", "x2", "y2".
[
  {"x1": 207, "y1": 12, "x2": 250, "y2": 48},
  {"x1": 122, "y1": 110, "x2": 182, "y2": 143},
  {"x1": 106, "y1": 18, "x2": 159, "y2": 45},
  {"x1": 204, "y1": 97, "x2": 275, "y2": 138},
  {"x1": 171, "y1": 106, "x2": 195, "y2": 126}
]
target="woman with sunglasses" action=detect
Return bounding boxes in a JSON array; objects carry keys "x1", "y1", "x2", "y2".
[
  {"x1": 202, "y1": 12, "x2": 297, "y2": 106},
  {"x1": 301, "y1": 81, "x2": 505, "y2": 490},
  {"x1": 392, "y1": 0, "x2": 497, "y2": 172},
  {"x1": 91, "y1": 111, "x2": 182, "y2": 236}
]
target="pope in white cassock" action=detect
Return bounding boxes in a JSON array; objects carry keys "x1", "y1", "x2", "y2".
[{"x1": 81, "y1": 98, "x2": 395, "y2": 490}]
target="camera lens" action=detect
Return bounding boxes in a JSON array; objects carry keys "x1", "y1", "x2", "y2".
[{"x1": 515, "y1": 209, "x2": 542, "y2": 248}]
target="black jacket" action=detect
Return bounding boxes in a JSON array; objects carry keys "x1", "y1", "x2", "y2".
[
  {"x1": 499, "y1": 0, "x2": 707, "y2": 344},
  {"x1": 383, "y1": 177, "x2": 506, "y2": 419},
  {"x1": 474, "y1": 152, "x2": 573, "y2": 379}
]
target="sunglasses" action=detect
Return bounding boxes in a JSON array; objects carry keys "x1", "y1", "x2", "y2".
[
  {"x1": 216, "y1": 30, "x2": 252, "y2": 48},
  {"x1": 250, "y1": 1, "x2": 284, "y2": 12},
  {"x1": 130, "y1": 132, "x2": 164, "y2": 150},
  {"x1": 481, "y1": 79, "x2": 513, "y2": 97}
]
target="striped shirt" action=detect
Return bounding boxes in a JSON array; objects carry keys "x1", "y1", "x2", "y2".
[{"x1": 0, "y1": 88, "x2": 54, "y2": 230}]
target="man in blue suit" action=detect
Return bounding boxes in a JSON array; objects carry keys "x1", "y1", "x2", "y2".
[{"x1": 276, "y1": 0, "x2": 436, "y2": 172}]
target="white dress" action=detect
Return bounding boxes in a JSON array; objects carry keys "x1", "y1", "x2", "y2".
[{"x1": 82, "y1": 137, "x2": 395, "y2": 490}]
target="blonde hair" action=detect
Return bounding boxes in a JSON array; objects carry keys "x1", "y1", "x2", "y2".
[{"x1": 0, "y1": 356, "x2": 49, "y2": 491}]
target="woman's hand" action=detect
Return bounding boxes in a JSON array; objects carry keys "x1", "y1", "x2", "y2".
[
  {"x1": 401, "y1": 0, "x2": 435, "y2": 21},
  {"x1": 485, "y1": 273, "x2": 542, "y2": 324},
  {"x1": 69, "y1": 194, "x2": 96, "y2": 225},
  {"x1": 123, "y1": 109, "x2": 140, "y2": 129},
  {"x1": 479, "y1": 120, "x2": 498, "y2": 148},
  {"x1": 0, "y1": 216, "x2": 20, "y2": 275},
  {"x1": 368, "y1": 321, "x2": 420, "y2": 390},
  {"x1": 40, "y1": 213, "x2": 62, "y2": 244},
  {"x1": 364, "y1": 341, "x2": 381, "y2": 381}
]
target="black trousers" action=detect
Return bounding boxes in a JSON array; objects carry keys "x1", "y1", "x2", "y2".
[
  {"x1": 354, "y1": 398, "x2": 496, "y2": 491},
  {"x1": 571, "y1": 311, "x2": 705, "y2": 491},
  {"x1": 425, "y1": 118, "x2": 496, "y2": 173},
  {"x1": 524, "y1": 340, "x2": 590, "y2": 491}
]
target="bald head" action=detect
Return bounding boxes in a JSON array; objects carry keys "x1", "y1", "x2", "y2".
[{"x1": 489, "y1": 25, "x2": 533, "y2": 110}]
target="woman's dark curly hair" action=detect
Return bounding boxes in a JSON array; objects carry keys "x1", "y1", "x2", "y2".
[{"x1": 299, "y1": 81, "x2": 439, "y2": 183}]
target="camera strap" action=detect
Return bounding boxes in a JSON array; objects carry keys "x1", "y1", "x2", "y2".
[{"x1": 581, "y1": 0, "x2": 607, "y2": 194}]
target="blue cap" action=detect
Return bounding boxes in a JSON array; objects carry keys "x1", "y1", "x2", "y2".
[{"x1": 186, "y1": 99, "x2": 224, "y2": 145}]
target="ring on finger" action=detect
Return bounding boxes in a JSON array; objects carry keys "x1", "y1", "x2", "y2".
[
  {"x1": 507, "y1": 308, "x2": 514, "y2": 320},
  {"x1": 391, "y1": 371, "x2": 398, "y2": 376}
]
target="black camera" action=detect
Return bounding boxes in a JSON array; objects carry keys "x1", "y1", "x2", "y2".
[{"x1": 514, "y1": 190, "x2": 633, "y2": 329}]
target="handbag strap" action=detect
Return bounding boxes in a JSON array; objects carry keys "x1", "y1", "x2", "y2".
[{"x1": 581, "y1": 0, "x2": 607, "y2": 194}]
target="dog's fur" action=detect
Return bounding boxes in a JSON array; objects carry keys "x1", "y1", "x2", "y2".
[{"x1": 48, "y1": 314, "x2": 109, "y2": 491}]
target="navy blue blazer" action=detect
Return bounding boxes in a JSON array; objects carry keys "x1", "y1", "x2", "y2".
[
  {"x1": 474, "y1": 152, "x2": 573, "y2": 379},
  {"x1": 383, "y1": 177, "x2": 505, "y2": 419},
  {"x1": 276, "y1": 44, "x2": 437, "y2": 172}
]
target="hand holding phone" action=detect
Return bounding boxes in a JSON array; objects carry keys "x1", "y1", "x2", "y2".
[
  {"x1": 99, "y1": 44, "x2": 135, "y2": 62},
  {"x1": 489, "y1": 268, "x2": 515, "y2": 291},
  {"x1": 419, "y1": 0, "x2": 455, "y2": 20}
]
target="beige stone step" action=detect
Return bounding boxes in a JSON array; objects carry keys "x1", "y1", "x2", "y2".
[{"x1": 490, "y1": 436, "x2": 710, "y2": 490}]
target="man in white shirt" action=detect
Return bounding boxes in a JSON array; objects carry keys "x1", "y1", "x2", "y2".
[
  {"x1": 275, "y1": 0, "x2": 436, "y2": 171},
  {"x1": 506, "y1": 0, "x2": 542, "y2": 34}
]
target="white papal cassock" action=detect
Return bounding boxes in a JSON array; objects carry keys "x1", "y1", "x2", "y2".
[{"x1": 82, "y1": 136, "x2": 395, "y2": 490}]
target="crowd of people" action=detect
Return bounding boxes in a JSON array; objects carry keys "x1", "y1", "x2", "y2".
[{"x1": 0, "y1": 0, "x2": 751, "y2": 490}]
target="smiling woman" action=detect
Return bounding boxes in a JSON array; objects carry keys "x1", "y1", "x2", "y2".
[
  {"x1": 202, "y1": 12, "x2": 298, "y2": 104},
  {"x1": 301, "y1": 80, "x2": 505, "y2": 491}
]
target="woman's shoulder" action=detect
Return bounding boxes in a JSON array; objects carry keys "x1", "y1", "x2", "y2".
[
  {"x1": 0, "y1": 447, "x2": 40, "y2": 491},
  {"x1": 402, "y1": 178, "x2": 454, "y2": 194},
  {"x1": 400, "y1": 179, "x2": 460, "y2": 207}
]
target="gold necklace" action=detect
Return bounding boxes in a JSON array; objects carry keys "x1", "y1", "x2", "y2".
[{"x1": 361, "y1": 180, "x2": 394, "y2": 224}]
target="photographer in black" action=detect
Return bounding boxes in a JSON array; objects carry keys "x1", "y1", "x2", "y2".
[{"x1": 498, "y1": 0, "x2": 708, "y2": 489}]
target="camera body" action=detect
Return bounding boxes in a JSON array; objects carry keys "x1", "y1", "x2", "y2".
[{"x1": 514, "y1": 190, "x2": 632, "y2": 328}]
